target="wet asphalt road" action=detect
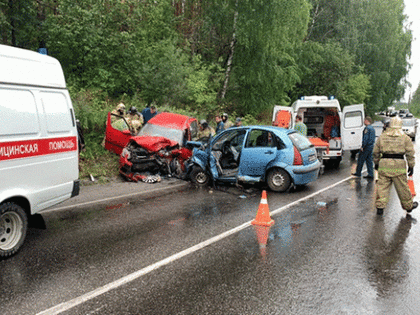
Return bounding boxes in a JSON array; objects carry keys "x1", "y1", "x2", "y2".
[{"x1": 2, "y1": 146, "x2": 420, "y2": 314}]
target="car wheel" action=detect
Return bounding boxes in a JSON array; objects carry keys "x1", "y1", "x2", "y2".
[
  {"x1": 267, "y1": 168, "x2": 291, "y2": 192},
  {"x1": 190, "y1": 166, "x2": 209, "y2": 186},
  {"x1": 329, "y1": 157, "x2": 341, "y2": 169},
  {"x1": 0, "y1": 202, "x2": 28, "y2": 258}
]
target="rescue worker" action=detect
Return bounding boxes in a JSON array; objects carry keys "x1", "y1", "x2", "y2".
[
  {"x1": 352, "y1": 116, "x2": 375, "y2": 179},
  {"x1": 111, "y1": 103, "x2": 126, "y2": 123},
  {"x1": 215, "y1": 115, "x2": 225, "y2": 134},
  {"x1": 197, "y1": 119, "x2": 215, "y2": 140},
  {"x1": 221, "y1": 113, "x2": 233, "y2": 128},
  {"x1": 130, "y1": 118, "x2": 142, "y2": 135},
  {"x1": 294, "y1": 115, "x2": 307, "y2": 136},
  {"x1": 234, "y1": 117, "x2": 242, "y2": 127},
  {"x1": 127, "y1": 106, "x2": 144, "y2": 131},
  {"x1": 127, "y1": 106, "x2": 143, "y2": 122},
  {"x1": 373, "y1": 116, "x2": 418, "y2": 215}
]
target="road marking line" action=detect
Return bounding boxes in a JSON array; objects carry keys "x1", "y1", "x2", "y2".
[{"x1": 37, "y1": 175, "x2": 353, "y2": 315}]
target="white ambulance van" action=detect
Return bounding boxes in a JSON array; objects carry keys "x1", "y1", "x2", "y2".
[
  {"x1": 0, "y1": 44, "x2": 79, "y2": 258},
  {"x1": 273, "y1": 96, "x2": 365, "y2": 168}
]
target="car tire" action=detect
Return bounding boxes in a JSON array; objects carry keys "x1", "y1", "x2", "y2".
[
  {"x1": 330, "y1": 157, "x2": 341, "y2": 169},
  {"x1": 267, "y1": 168, "x2": 291, "y2": 192},
  {"x1": 0, "y1": 202, "x2": 28, "y2": 259},
  {"x1": 190, "y1": 166, "x2": 209, "y2": 186}
]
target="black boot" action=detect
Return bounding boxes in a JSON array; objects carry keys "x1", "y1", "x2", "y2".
[
  {"x1": 377, "y1": 208, "x2": 384, "y2": 215},
  {"x1": 407, "y1": 201, "x2": 418, "y2": 213}
]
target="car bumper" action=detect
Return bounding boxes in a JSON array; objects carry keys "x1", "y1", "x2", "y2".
[
  {"x1": 291, "y1": 161, "x2": 322, "y2": 186},
  {"x1": 292, "y1": 160, "x2": 322, "y2": 174}
]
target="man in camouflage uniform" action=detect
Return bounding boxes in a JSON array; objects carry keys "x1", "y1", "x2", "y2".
[
  {"x1": 111, "y1": 103, "x2": 126, "y2": 123},
  {"x1": 127, "y1": 106, "x2": 143, "y2": 124},
  {"x1": 197, "y1": 119, "x2": 215, "y2": 141},
  {"x1": 373, "y1": 116, "x2": 418, "y2": 215},
  {"x1": 222, "y1": 113, "x2": 233, "y2": 129},
  {"x1": 127, "y1": 106, "x2": 143, "y2": 132},
  {"x1": 130, "y1": 118, "x2": 142, "y2": 135}
]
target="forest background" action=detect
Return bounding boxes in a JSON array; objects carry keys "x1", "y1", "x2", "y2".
[{"x1": 1, "y1": 0, "x2": 419, "y2": 181}]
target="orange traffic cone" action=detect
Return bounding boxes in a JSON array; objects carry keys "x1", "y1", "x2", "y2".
[
  {"x1": 251, "y1": 190, "x2": 274, "y2": 226},
  {"x1": 408, "y1": 176, "x2": 416, "y2": 197}
]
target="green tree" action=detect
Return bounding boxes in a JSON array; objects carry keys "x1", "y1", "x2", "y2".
[
  {"x1": 306, "y1": 0, "x2": 411, "y2": 112},
  {"x1": 225, "y1": 0, "x2": 311, "y2": 115},
  {"x1": 291, "y1": 41, "x2": 371, "y2": 107},
  {"x1": 44, "y1": 0, "x2": 189, "y2": 100},
  {"x1": 0, "y1": 0, "x2": 39, "y2": 49},
  {"x1": 410, "y1": 84, "x2": 420, "y2": 117}
]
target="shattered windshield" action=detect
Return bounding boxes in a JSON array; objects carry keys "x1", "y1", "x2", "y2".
[{"x1": 138, "y1": 123, "x2": 184, "y2": 144}]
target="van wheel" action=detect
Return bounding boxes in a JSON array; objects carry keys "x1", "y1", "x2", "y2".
[
  {"x1": 267, "y1": 168, "x2": 291, "y2": 192},
  {"x1": 0, "y1": 203, "x2": 28, "y2": 258},
  {"x1": 190, "y1": 166, "x2": 209, "y2": 186}
]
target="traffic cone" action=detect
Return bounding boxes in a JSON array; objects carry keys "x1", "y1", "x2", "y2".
[
  {"x1": 408, "y1": 176, "x2": 416, "y2": 197},
  {"x1": 251, "y1": 190, "x2": 274, "y2": 226}
]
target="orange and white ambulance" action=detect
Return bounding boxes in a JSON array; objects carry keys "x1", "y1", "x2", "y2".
[
  {"x1": 273, "y1": 96, "x2": 365, "y2": 169},
  {"x1": 0, "y1": 44, "x2": 79, "y2": 258}
]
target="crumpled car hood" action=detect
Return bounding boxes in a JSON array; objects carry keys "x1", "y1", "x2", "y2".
[{"x1": 130, "y1": 136, "x2": 179, "y2": 152}]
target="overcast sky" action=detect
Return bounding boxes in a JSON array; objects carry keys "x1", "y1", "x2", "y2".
[{"x1": 404, "y1": 0, "x2": 420, "y2": 102}]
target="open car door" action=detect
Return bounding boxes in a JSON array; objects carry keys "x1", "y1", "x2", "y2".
[
  {"x1": 341, "y1": 104, "x2": 364, "y2": 151},
  {"x1": 272, "y1": 105, "x2": 293, "y2": 129},
  {"x1": 104, "y1": 112, "x2": 133, "y2": 155}
]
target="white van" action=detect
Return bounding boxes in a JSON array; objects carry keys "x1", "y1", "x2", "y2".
[
  {"x1": 273, "y1": 96, "x2": 364, "y2": 168},
  {"x1": 0, "y1": 45, "x2": 79, "y2": 258}
]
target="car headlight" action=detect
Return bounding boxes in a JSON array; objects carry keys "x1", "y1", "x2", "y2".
[{"x1": 122, "y1": 148, "x2": 131, "y2": 159}]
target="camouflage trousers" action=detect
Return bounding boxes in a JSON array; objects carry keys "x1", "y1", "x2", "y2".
[{"x1": 376, "y1": 173, "x2": 413, "y2": 211}]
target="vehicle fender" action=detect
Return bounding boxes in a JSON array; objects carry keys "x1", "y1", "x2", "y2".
[
  {"x1": 263, "y1": 161, "x2": 293, "y2": 182},
  {"x1": 0, "y1": 189, "x2": 32, "y2": 214},
  {"x1": 187, "y1": 154, "x2": 207, "y2": 174}
]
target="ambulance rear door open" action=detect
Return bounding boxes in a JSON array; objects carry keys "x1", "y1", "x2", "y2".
[
  {"x1": 272, "y1": 105, "x2": 293, "y2": 129},
  {"x1": 341, "y1": 104, "x2": 364, "y2": 151}
]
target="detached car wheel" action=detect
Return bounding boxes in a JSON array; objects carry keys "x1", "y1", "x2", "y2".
[
  {"x1": 190, "y1": 166, "x2": 209, "y2": 186},
  {"x1": 0, "y1": 202, "x2": 28, "y2": 258},
  {"x1": 267, "y1": 168, "x2": 291, "y2": 192}
]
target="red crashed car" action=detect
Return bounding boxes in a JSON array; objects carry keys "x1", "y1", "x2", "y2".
[{"x1": 104, "y1": 112, "x2": 199, "y2": 181}]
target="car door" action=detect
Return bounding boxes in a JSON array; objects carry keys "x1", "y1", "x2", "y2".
[
  {"x1": 104, "y1": 112, "x2": 133, "y2": 155},
  {"x1": 341, "y1": 104, "x2": 364, "y2": 151},
  {"x1": 208, "y1": 129, "x2": 246, "y2": 178},
  {"x1": 239, "y1": 129, "x2": 277, "y2": 177}
]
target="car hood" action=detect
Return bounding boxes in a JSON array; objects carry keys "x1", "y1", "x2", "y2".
[{"x1": 130, "y1": 136, "x2": 179, "y2": 152}]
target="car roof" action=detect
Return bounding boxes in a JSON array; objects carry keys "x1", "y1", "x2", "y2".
[
  {"x1": 230, "y1": 125, "x2": 295, "y2": 135},
  {"x1": 148, "y1": 112, "x2": 196, "y2": 130}
]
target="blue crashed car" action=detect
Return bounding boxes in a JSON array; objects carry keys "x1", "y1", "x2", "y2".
[{"x1": 186, "y1": 126, "x2": 322, "y2": 192}]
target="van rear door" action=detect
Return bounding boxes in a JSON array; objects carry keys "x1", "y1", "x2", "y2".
[
  {"x1": 341, "y1": 104, "x2": 364, "y2": 151},
  {"x1": 272, "y1": 106, "x2": 293, "y2": 129}
]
